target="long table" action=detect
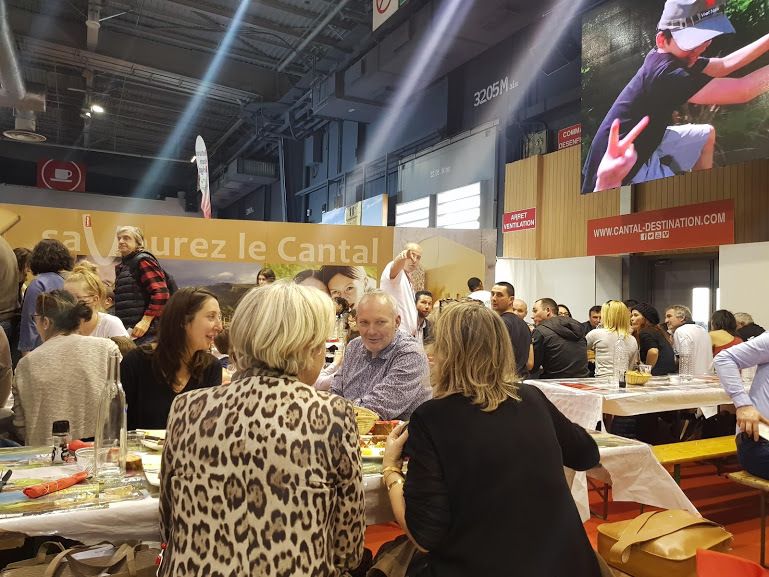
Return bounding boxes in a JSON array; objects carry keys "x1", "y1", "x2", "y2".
[
  {"x1": 0, "y1": 432, "x2": 697, "y2": 545},
  {"x1": 526, "y1": 375, "x2": 736, "y2": 431}
]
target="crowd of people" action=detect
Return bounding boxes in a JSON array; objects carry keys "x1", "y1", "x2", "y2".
[{"x1": 0, "y1": 229, "x2": 767, "y2": 576}]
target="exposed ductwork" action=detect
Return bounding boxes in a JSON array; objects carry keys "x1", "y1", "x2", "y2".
[{"x1": 0, "y1": 0, "x2": 46, "y2": 140}]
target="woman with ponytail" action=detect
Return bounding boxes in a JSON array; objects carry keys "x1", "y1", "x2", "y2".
[
  {"x1": 63, "y1": 261, "x2": 128, "y2": 338},
  {"x1": 11, "y1": 290, "x2": 120, "y2": 445}
]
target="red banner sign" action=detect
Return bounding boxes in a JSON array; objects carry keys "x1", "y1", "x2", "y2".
[
  {"x1": 36, "y1": 159, "x2": 86, "y2": 192},
  {"x1": 587, "y1": 200, "x2": 734, "y2": 256},
  {"x1": 557, "y1": 124, "x2": 581, "y2": 150},
  {"x1": 503, "y1": 208, "x2": 536, "y2": 233}
]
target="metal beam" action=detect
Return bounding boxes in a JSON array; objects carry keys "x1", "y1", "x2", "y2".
[
  {"x1": 17, "y1": 36, "x2": 262, "y2": 105},
  {"x1": 162, "y1": 0, "x2": 347, "y2": 51}
]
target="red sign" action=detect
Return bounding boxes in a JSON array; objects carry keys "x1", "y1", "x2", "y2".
[
  {"x1": 36, "y1": 159, "x2": 86, "y2": 192},
  {"x1": 557, "y1": 124, "x2": 581, "y2": 150},
  {"x1": 587, "y1": 200, "x2": 734, "y2": 256},
  {"x1": 503, "y1": 208, "x2": 536, "y2": 233}
]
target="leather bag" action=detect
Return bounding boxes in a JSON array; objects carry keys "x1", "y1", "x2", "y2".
[
  {"x1": 596, "y1": 510, "x2": 732, "y2": 577},
  {"x1": 2, "y1": 542, "x2": 159, "y2": 577}
]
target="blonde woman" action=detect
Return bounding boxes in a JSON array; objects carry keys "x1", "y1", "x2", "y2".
[
  {"x1": 382, "y1": 301, "x2": 600, "y2": 577},
  {"x1": 63, "y1": 262, "x2": 128, "y2": 338},
  {"x1": 159, "y1": 282, "x2": 365, "y2": 577},
  {"x1": 586, "y1": 300, "x2": 639, "y2": 378}
]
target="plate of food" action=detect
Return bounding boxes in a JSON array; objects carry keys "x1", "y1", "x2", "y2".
[{"x1": 359, "y1": 435, "x2": 387, "y2": 461}]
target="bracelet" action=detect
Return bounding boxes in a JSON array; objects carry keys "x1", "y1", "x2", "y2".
[
  {"x1": 381, "y1": 470, "x2": 404, "y2": 487},
  {"x1": 386, "y1": 477, "x2": 405, "y2": 492},
  {"x1": 382, "y1": 466, "x2": 403, "y2": 476}
]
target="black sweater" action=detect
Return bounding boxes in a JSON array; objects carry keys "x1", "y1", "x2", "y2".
[
  {"x1": 403, "y1": 384, "x2": 601, "y2": 577},
  {"x1": 121, "y1": 348, "x2": 222, "y2": 430}
]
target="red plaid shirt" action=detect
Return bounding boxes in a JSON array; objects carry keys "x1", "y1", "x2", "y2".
[{"x1": 136, "y1": 258, "x2": 169, "y2": 317}]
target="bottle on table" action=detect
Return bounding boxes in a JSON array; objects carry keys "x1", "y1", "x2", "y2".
[
  {"x1": 94, "y1": 349, "x2": 127, "y2": 479},
  {"x1": 612, "y1": 339, "x2": 627, "y2": 387},
  {"x1": 51, "y1": 420, "x2": 74, "y2": 464},
  {"x1": 677, "y1": 336, "x2": 693, "y2": 382}
]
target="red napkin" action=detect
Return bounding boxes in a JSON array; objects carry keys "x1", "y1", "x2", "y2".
[{"x1": 23, "y1": 471, "x2": 88, "y2": 499}]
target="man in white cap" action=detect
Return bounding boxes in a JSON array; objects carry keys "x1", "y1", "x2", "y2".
[{"x1": 582, "y1": 0, "x2": 769, "y2": 192}]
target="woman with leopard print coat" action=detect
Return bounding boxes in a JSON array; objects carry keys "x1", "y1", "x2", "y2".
[{"x1": 159, "y1": 282, "x2": 366, "y2": 577}]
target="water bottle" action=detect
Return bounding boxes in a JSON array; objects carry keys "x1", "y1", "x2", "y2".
[
  {"x1": 612, "y1": 338, "x2": 627, "y2": 386},
  {"x1": 94, "y1": 350, "x2": 127, "y2": 480},
  {"x1": 678, "y1": 336, "x2": 693, "y2": 382}
]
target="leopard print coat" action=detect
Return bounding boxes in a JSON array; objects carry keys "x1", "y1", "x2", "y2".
[{"x1": 158, "y1": 368, "x2": 366, "y2": 577}]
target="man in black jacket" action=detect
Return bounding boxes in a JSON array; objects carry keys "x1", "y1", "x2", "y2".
[
  {"x1": 735, "y1": 312, "x2": 765, "y2": 342},
  {"x1": 531, "y1": 298, "x2": 589, "y2": 379}
]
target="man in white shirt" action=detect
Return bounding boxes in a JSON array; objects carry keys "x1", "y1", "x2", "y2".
[
  {"x1": 665, "y1": 304, "x2": 713, "y2": 375},
  {"x1": 467, "y1": 277, "x2": 492, "y2": 308},
  {"x1": 380, "y1": 243, "x2": 422, "y2": 337}
]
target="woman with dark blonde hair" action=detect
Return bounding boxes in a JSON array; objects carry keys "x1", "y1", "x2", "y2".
[
  {"x1": 382, "y1": 301, "x2": 601, "y2": 577},
  {"x1": 121, "y1": 287, "x2": 223, "y2": 429},
  {"x1": 320, "y1": 265, "x2": 372, "y2": 309}
]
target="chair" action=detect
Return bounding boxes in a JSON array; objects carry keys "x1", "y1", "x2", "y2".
[{"x1": 696, "y1": 549, "x2": 768, "y2": 576}]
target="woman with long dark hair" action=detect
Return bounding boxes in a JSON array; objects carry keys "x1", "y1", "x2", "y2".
[
  {"x1": 319, "y1": 265, "x2": 372, "y2": 310},
  {"x1": 121, "y1": 287, "x2": 223, "y2": 429}
]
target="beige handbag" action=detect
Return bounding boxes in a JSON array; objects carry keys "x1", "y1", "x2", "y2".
[
  {"x1": 2, "y1": 542, "x2": 159, "y2": 577},
  {"x1": 597, "y1": 510, "x2": 733, "y2": 577}
]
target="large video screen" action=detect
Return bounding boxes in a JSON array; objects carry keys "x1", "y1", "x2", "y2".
[{"x1": 581, "y1": 0, "x2": 769, "y2": 194}]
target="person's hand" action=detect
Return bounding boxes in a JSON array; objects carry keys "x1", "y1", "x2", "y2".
[
  {"x1": 396, "y1": 250, "x2": 409, "y2": 262},
  {"x1": 594, "y1": 116, "x2": 650, "y2": 191},
  {"x1": 737, "y1": 405, "x2": 769, "y2": 442},
  {"x1": 383, "y1": 422, "x2": 409, "y2": 470},
  {"x1": 131, "y1": 317, "x2": 151, "y2": 339}
]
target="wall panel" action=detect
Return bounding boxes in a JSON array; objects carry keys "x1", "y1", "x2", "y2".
[{"x1": 503, "y1": 149, "x2": 769, "y2": 260}]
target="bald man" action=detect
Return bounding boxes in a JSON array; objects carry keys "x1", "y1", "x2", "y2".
[
  {"x1": 512, "y1": 299, "x2": 528, "y2": 320},
  {"x1": 331, "y1": 290, "x2": 430, "y2": 419},
  {"x1": 380, "y1": 242, "x2": 422, "y2": 338}
]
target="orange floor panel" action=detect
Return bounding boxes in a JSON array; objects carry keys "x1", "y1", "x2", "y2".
[{"x1": 365, "y1": 462, "x2": 765, "y2": 567}]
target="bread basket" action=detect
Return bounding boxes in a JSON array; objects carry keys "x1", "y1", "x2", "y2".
[
  {"x1": 625, "y1": 370, "x2": 652, "y2": 385},
  {"x1": 353, "y1": 406, "x2": 379, "y2": 436}
]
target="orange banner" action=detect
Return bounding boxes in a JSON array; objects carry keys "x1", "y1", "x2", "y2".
[{"x1": 587, "y1": 200, "x2": 734, "y2": 256}]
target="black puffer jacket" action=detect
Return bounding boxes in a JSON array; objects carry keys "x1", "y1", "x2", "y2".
[
  {"x1": 532, "y1": 316, "x2": 589, "y2": 379},
  {"x1": 114, "y1": 252, "x2": 147, "y2": 329}
]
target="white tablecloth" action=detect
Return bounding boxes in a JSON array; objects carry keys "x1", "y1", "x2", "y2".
[
  {"x1": 0, "y1": 474, "x2": 393, "y2": 545},
  {"x1": 527, "y1": 376, "x2": 735, "y2": 429},
  {"x1": 569, "y1": 433, "x2": 698, "y2": 522}
]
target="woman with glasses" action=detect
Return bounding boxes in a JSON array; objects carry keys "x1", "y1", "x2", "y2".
[
  {"x1": 120, "y1": 287, "x2": 223, "y2": 430},
  {"x1": 63, "y1": 262, "x2": 128, "y2": 339},
  {"x1": 12, "y1": 290, "x2": 120, "y2": 445}
]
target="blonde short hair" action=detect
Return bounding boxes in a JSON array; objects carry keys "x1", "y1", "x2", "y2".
[
  {"x1": 115, "y1": 226, "x2": 145, "y2": 249},
  {"x1": 600, "y1": 300, "x2": 631, "y2": 337},
  {"x1": 431, "y1": 301, "x2": 519, "y2": 412},
  {"x1": 357, "y1": 289, "x2": 398, "y2": 317},
  {"x1": 64, "y1": 261, "x2": 107, "y2": 310},
  {"x1": 230, "y1": 281, "x2": 334, "y2": 376}
]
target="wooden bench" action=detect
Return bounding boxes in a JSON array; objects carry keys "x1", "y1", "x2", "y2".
[
  {"x1": 652, "y1": 435, "x2": 737, "y2": 484},
  {"x1": 728, "y1": 471, "x2": 769, "y2": 568}
]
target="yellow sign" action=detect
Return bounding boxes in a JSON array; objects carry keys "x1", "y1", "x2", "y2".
[{"x1": 1, "y1": 204, "x2": 394, "y2": 271}]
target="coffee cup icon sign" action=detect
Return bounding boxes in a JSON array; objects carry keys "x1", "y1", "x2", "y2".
[{"x1": 52, "y1": 168, "x2": 73, "y2": 182}]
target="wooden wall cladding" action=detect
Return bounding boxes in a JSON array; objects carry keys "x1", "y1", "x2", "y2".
[
  {"x1": 503, "y1": 149, "x2": 769, "y2": 260},
  {"x1": 502, "y1": 146, "x2": 619, "y2": 260},
  {"x1": 503, "y1": 155, "x2": 540, "y2": 259},
  {"x1": 635, "y1": 158, "x2": 769, "y2": 245}
]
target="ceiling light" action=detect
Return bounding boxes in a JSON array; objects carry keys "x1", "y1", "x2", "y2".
[
  {"x1": 84, "y1": 111, "x2": 92, "y2": 118},
  {"x1": 90, "y1": 104, "x2": 105, "y2": 114},
  {"x1": 347, "y1": 108, "x2": 356, "y2": 113},
  {"x1": 190, "y1": 155, "x2": 196, "y2": 163}
]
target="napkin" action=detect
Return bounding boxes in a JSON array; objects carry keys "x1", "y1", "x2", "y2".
[{"x1": 23, "y1": 471, "x2": 88, "y2": 499}]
